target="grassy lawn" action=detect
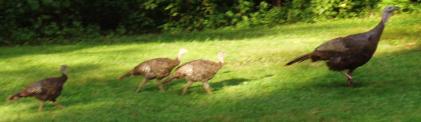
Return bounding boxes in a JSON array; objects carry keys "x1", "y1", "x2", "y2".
[{"x1": 1, "y1": 14, "x2": 420, "y2": 122}]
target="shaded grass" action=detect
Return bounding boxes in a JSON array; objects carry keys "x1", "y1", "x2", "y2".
[{"x1": 0, "y1": 13, "x2": 421, "y2": 122}]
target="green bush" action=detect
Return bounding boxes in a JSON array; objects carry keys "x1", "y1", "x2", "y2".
[{"x1": 0, "y1": 0, "x2": 420, "y2": 45}]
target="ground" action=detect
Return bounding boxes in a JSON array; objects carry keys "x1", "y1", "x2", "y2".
[{"x1": 0, "y1": 14, "x2": 420, "y2": 122}]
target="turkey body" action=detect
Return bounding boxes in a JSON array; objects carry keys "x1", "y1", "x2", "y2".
[
  {"x1": 131, "y1": 58, "x2": 180, "y2": 80},
  {"x1": 313, "y1": 30, "x2": 381, "y2": 71},
  {"x1": 120, "y1": 58, "x2": 180, "y2": 93},
  {"x1": 164, "y1": 52, "x2": 224, "y2": 95},
  {"x1": 20, "y1": 76, "x2": 68, "y2": 102},
  {"x1": 9, "y1": 65, "x2": 68, "y2": 111},
  {"x1": 119, "y1": 48, "x2": 187, "y2": 92},
  {"x1": 173, "y1": 59, "x2": 223, "y2": 82},
  {"x1": 285, "y1": 6, "x2": 398, "y2": 87}
]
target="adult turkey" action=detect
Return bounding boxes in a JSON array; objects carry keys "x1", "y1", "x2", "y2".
[
  {"x1": 119, "y1": 48, "x2": 187, "y2": 93},
  {"x1": 285, "y1": 6, "x2": 399, "y2": 87},
  {"x1": 163, "y1": 52, "x2": 225, "y2": 95},
  {"x1": 8, "y1": 65, "x2": 69, "y2": 111}
]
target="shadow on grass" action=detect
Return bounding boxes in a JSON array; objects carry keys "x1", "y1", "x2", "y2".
[
  {"x1": 136, "y1": 78, "x2": 250, "y2": 94},
  {"x1": 211, "y1": 78, "x2": 250, "y2": 91}
]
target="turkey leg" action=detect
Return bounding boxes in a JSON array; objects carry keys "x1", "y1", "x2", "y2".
[
  {"x1": 181, "y1": 81, "x2": 194, "y2": 95},
  {"x1": 136, "y1": 79, "x2": 149, "y2": 93},
  {"x1": 160, "y1": 76, "x2": 179, "y2": 92},
  {"x1": 162, "y1": 76, "x2": 177, "y2": 85},
  {"x1": 38, "y1": 101, "x2": 45, "y2": 112},
  {"x1": 53, "y1": 101, "x2": 64, "y2": 109},
  {"x1": 156, "y1": 80, "x2": 165, "y2": 92},
  {"x1": 202, "y1": 81, "x2": 213, "y2": 94},
  {"x1": 343, "y1": 70, "x2": 353, "y2": 87}
]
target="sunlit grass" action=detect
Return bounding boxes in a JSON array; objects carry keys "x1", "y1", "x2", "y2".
[{"x1": 0, "y1": 13, "x2": 420, "y2": 121}]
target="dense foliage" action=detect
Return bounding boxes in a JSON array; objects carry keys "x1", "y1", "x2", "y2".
[{"x1": 0, "y1": 0, "x2": 420, "y2": 45}]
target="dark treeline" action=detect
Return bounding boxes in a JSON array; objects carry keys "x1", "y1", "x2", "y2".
[{"x1": 1, "y1": 0, "x2": 420, "y2": 45}]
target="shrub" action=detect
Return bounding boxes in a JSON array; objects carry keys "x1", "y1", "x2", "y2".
[{"x1": 0, "y1": 0, "x2": 420, "y2": 45}]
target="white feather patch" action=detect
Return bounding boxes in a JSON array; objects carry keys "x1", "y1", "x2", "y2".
[
  {"x1": 184, "y1": 65, "x2": 194, "y2": 76},
  {"x1": 142, "y1": 65, "x2": 151, "y2": 72}
]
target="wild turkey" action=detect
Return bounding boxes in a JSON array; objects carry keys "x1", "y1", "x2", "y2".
[
  {"x1": 285, "y1": 6, "x2": 399, "y2": 87},
  {"x1": 8, "y1": 65, "x2": 69, "y2": 111},
  {"x1": 163, "y1": 52, "x2": 225, "y2": 95},
  {"x1": 119, "y1": 48, "x2": 187, "y2": 93}
]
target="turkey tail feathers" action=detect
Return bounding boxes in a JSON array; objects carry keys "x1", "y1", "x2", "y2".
[
  {"x1": 8, "y1": 93, "x2": 22, "y2": 101},
  {"x1": 118, "y1": 71, "x2": 133, "y2": 80},
  {"x1": 285, "y1": 53, "x2": 312, "y2": 66}
]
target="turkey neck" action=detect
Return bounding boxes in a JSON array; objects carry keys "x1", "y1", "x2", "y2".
[
  {"x1": 175, "y1": 56, "x2": 181, "y2": 64},
  {"x1": 175, "y1": 51, "x2": 185, "y2": 63},
  {"x1": 217, "y1": 60, "x2": 224, "y2": 69},
  {"x1": 60, "y1": 73, "x2": 68, "y2": 82},
  {"x1": 368, "y1": 11, "x2": 391, "y2": 44}
]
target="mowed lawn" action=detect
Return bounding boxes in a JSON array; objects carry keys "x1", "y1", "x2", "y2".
[{"x1": 0, "y1": 14, "x2": 420, "y2": 122}]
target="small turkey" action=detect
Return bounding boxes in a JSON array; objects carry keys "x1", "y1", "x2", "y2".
[
  {"x1": 163, "y1": 52, "x2": 225, "y2": 95},
  {"x1": 8, "y1": 65, "x2": 69, "y2": 111},
  {"x1": 285, "y1": 6, "x2": 399, "y2": 87},
  {"x1": 119, "y1": 48, "x2": 187, "y2": 92}
]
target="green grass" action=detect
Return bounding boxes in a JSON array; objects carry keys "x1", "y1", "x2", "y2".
[{"x1": 1, "y1": 13, "x2": 421, "y2": 122}]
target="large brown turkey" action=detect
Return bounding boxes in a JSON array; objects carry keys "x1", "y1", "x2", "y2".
[
  {"x1": 163, "y1": 52, "x2": 225, "y2": 95},
  {"x1": 119, "y1": 48, "x2": 187, "y2": 93},
  {"x1": 8, "y1": 65, "x2": 69, "y2": 111},
  {"x1": 285, "y1": 6, "x2": 399, "y2": 87}
]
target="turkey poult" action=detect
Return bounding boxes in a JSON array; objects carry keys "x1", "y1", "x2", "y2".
[
  {"x1": 119, "y1": 48, "x2": 188, "y2": 93},
  {"x1": 285, "y1": 6, "x2": 399, "y2": 87},
  {"x1": 8, "y1": 65, "x2": 69, "y2": 111},
  {"x1": 163, "y1": 52, "x2": 225, "y2": 95}
]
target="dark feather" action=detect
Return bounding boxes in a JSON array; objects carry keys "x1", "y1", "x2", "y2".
[
  {"x1": 9, "y1": 66, "x2": 68, "y2": 102},
  {"x1": 285, "y1": 6, "x2": 397, "y2": 86},
  {"x1": 285, "y1": 53, "x2": 311, "y2": 66}
]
